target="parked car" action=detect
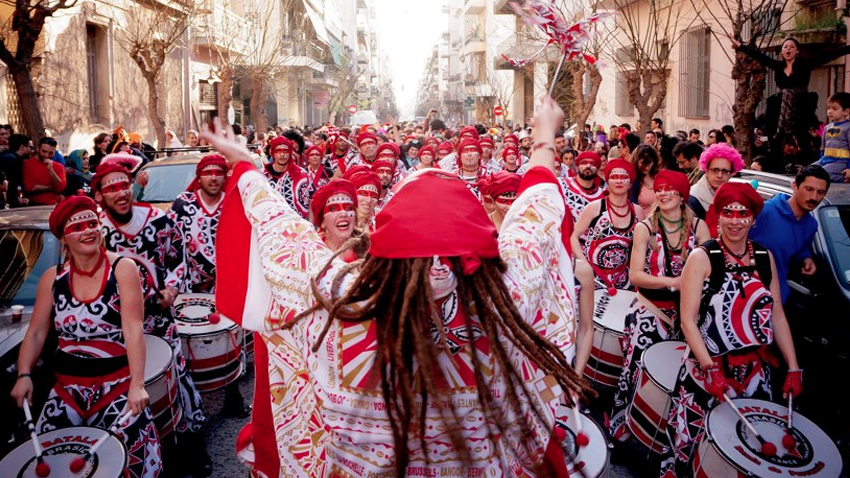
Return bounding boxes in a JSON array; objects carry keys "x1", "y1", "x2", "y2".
[
  {"x1": 735, "y1": 170, "x2": 850, "y2": 459},
  {"x1": 0, "y1": 206, "x2": 62, "y2": 454},
  {"x1": 136, "y1": 153, "x2": 205, "y2": 210}
]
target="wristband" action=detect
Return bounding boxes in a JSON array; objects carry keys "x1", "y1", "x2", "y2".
[
  {"x1": 17, "y1": 373, "x2": 32, "y2": 380},
  {"x1": 531, "y1": 142, "x2": 556, "y2": 155}
]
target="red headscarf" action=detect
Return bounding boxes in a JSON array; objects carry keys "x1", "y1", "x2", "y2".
[
  {"x1": 575, "y1": 151, "x2": 602, "y2": 169},
  {"x1": 356, "y1": 132, "x2": 378, "y2": 147},
  {"x1": 376, "y1": 143, "x2": 400, "y2": 160},
  {"x1": 604, "y1": 158, "x2": 636, "y2": 182},
  {"x1": 310, "y1": 179, "x2": 358, "y2": 227},
  {"x1": 425, "y1": 137, "x2": 440, "y2": 149},
  {"x1": 49, "y1": 195, "x2": 99, "y2": 238},
  {"x1": 478, "y1": 171, "x2": 521, "y2": 199},
  {"x1": 91, "y1": 153, "x2": 141, "y2": 192},
  {"x1": 479, "y1": 137, "x2": 494, "y2": 148},
  {"x1": 654, "y1": 170, "x2": 690, "y2": 201},
  {"x1": 304, "y1": 145, "x2": 323, "y2": 159},
  {"x1": 457, "y1": 138, "x2": 482, "y2": 171},
  {"x1": 268, "y1": 136, "x2": 293, "y2": 152},
  {"x1": 419, "y1": 146, "x2": 435, "y2": 161},
  {"x1": 187, "y1": 154, "x2": 229, "y2": 193},
  {"x1": 503, "y1": 134, "x2": 518, "y2": 146},
  {"x1": 371, "y1": 159, "x2": 396, "y2": 175},
  {"x1": 343, "y1": 165, "x2": 370, "y2": 179},
  {"x1": 349, "y1": 171, "x2": 382, "y2": 194},
  {"x1": 370, "y1": 170, "x2": 499, "y2": 272},
  {"x1": 459, "y1": 126, "x2": 480, "y2": 140},
  {"x1": 437, "y1": 141, "x2": 454, "y2": 155},
  {"x1": 713, "y1": 182, "x2": 764, "y2": 216}
]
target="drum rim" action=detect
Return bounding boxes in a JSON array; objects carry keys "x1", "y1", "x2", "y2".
[
  {"x1": 0, "y1": 426, "x2": 129, "y2": 474},
  {"x1": 642, "y1": 340, "x2": 686, "y2": 393},
  {"x1": 696, "y1": 428, "x2": 755, "y2": 477},
  {"x1": 558, "y1": 406, "x2": 611, "y2": 477},
  {"x1": 177, "y1": 321, "x2": 239, "y2": 338}
]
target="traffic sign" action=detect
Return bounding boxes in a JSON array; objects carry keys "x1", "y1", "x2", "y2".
[
  {"x1": 494, "y1": 105, "x2": 503, "y2": 116},
  {"x1": 348, "y1": 105, "x2": 358, "y2": 114}
]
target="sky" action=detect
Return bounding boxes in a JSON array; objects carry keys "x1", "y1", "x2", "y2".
[{"x1": 374, "y1": 1, "x2": 445, "y2": 120}]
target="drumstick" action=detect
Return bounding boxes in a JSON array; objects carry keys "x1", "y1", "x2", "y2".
[
  {"x1": 69, "y1": 411, "x2": 134, "y2": 473},
  {"x1": 571, "y1": 394, "x2": 590, "y2": 448},
  {"x1": 22, "y1": 398, "x2": 51, "y2": 477},
  {"x1": 723, "y1": 394, "x2": 777, "y2": 456},
  {"x1": 783, "y1": 395, "x2": 797, "y2": 450}
]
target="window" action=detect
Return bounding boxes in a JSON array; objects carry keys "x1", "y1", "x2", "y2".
[
  {"x1": 679, "y1": 26, "x2": 710, "y2": 118},
  {"x1": 615, "y1": 72, "x2": 635, "y2": 117},
  {"x1": 85, "y1": 24, "x2": 110, "y2": 123}
]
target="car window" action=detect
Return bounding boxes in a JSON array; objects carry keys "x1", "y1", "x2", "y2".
[
  {"x1": 0, "y1": 230, "x2": 62, "y2": 307},
  {"x1": 818, "y1": 205, "x2": 850, "y2": 292},
  {"x1": 139, "y1": 163, "x2": 197, "y2": 202}
]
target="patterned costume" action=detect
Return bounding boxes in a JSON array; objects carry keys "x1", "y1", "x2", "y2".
[
  {"x1": 263, "y1": 162, "x2": 311, "y2": 218},
  {"x1": 100, "y1": 205, "x2": 206, "y2": 433},
  {"x1": 168, "y1": 192, "x2": 223, "y2": 293},
  {"x1": 609, "y1": 218, "x2": 701, "y2": 444},
  {"x1": 659, "y1": 241, "x2": 777, "y2": 477},
  {"x1": 583, "y1": 198, "x2": 637, "y2": 291},
  {"x1": 562, "y1": 176, "x2": 606, "y2": 223},
  {"x1": 346, "y1": 153, "x2": 408, "y2": 187},
  {"x1": 216, "y1": 163, "x2": 578, "y2": 477},
  {"x1": 37, "y1": 258, "x2": 161, "y2": 478}
]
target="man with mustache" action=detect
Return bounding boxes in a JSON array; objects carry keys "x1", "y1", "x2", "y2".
[{"x1": 749, "y1": 165, "x2": 830, "y2": 304}]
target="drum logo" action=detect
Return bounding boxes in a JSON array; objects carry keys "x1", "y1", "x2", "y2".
[
  {"x1": 593, "y1": 295, "x2": 610, "y2": 321},
  {"x1": 175, "y1": 298, "x2": 215, "y2": 324},
  {"x1": 735, "y1": 407, "x2": 814, "y2": 468},
  {"x1": 19, "y1": 435, "x2": 100, "y2": 478}
]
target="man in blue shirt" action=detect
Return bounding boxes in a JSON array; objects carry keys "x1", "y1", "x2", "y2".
[{"x1": 749, "y1": 165, "x2": 830, "y2": 303}]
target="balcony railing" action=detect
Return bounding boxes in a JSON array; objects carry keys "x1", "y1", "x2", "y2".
[{"x1": 195, "y1": 6, "x2": 252, "y2": 55}]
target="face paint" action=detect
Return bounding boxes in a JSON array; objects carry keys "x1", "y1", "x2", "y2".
[
  {"x1": 494, "y1": 195, "x2": 516, "y2": 206},
  {"x1": 65, "y1": 219, "x2": 100, "y2": 235},
  {"x1": 101, "y1": 181, "x2": 133, "y2": 195},
  {"x1": 323, "y1": 202, "x2": 355, "y2": 214},
  {"x1": 357, "y1": 189, "x2": 379, "y2": 199},
  {"x1": 720, "y1": 207, "x2": 754, "y2": 223}
]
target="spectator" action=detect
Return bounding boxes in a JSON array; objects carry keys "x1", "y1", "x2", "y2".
[
  {"x1": 0, "y1": 133, "x2": 32, "y2": 207},
  {"x1": 706, "y1": 128, "x2": 725, "y2": 145},
  {"x1": 673, "y1": 140, "x2": 704, "y2": 185},
  {"x1": 721, "y1": 124, "x2": 735, "y2": 145},
  {"x1": 749, "y1": 165, "x2": 830, "y2": 303},
  {"x1": 22, "y1": 137, "x2": 67, "y2": 205},
  {"x1": 0, "y1": 170, "x2": 6, "y2": 208},
  {"x1": 689, "y1": 128, "x2": 702, "y2": 144},
  {"x1": 0, "y1": 124, "x2": 12, "y2": 152},
  {"x1": 811, "y1": 91, "x2": 850, "y2": 182},
  {"x1": 651, "y1": 117, "x2": 664, "y2": 134},
  {"x1": 63, "y1": 149, "x2": 92, "y2": 195},
  {"x1": 688, "y1": 143, "x2": 745, "y2": 236},
  {"x1": 90, "y1": 132, "x2": 111, "y2": 171},
  {"x1": 619, "y1": 132, "x2": 641, "y2": 161},
  {"x1": 630, "y1": 144, "x2": 663, "y2": 217}
]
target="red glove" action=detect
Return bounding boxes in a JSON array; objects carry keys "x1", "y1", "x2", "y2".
[
  {"x1": 783, "y1": 369, "x2": 803, "y2": 398},
  {"x1": 704, "y1": 367, "x2": 728, "y2": 400}
]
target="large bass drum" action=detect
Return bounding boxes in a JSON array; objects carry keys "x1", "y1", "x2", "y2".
[
  {"x1": 0, "y1": 426, "x2": 127, "y2": 478},
  {"x1": 583, "y1": 289, "x2": 636, "y2": 387}
]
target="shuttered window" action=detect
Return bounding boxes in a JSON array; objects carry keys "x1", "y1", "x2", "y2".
[{"x1": 679, "y1": 26, "x2": 711, "y2": 118}]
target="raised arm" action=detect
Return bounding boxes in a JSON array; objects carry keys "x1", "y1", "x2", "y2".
[
  {"x1": 808, "y1": 44, "x2": 850, "y2": 68},
  {"x1": 735, "y1": 43, "x2": 784, "y2": 71}
]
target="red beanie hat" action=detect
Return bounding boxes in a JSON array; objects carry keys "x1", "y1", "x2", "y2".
[
  {"x1": 575, "y1": 151, "x2": 602, "y2": 168},
  {"x1": 604, "y1": 158, "x2": 636, "y2": 182},
  {"x1": 343, "y1": 164, "x2": 370, "y2": 179},
  {"x1": 419, "y1": 146, "x2": 435, "y2": 159},
  {"x1": 713, "y1": 182, "x2": 764, "y2": 216},
  {"x1": 503, "y1": 134, "x2": 518, "y2": 146},
  {"x1": 459, "y1": 126, "x2": 480, "y2": 140},
  {"x1": 478, "y1": 171, "x2": 521, "y2": 198},
  {"x1": 49, "y1": 195, "x2": 99, "y2": 238},
  {"x1": 370, "y1": 169, "x2": 499, "y2": 269},
  {"x1": 269, "y1": 136, "x2": 293, "y2": 152},
  {"x1": 349, "y1": 171, "x2": 382, "y2": 194},
  {"x1": 356, "y1": 132, "x2": 378, "y2": 147},
  {"x1": 376, "y1": 142, "x2": 400, "y2": 159},
  {"x1": 310, "y1": 179, "x2": 358, "y2": 227},
  {"x1": 437, "y1": 141, "x2": 455, "y2": 155},
  {"x1": 91, "y1": 153, "x2": 141, "y2": 192},
  {"x1": 186, "y1": 154, "x2": 229, "y2": 192},
  {"x1": 479, "y1": 136, "x2": 494, "y2": 148},
  {"x1": 371, "y1": 158, "x2": 396, "y2": 175},
  {"x1": 654, "y1": 169, "x2": 691, "y2": 201}
]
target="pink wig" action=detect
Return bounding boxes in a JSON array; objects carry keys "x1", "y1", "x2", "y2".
[{"x1": 699, "y1": 143, "x2": 745, "y2": 173}]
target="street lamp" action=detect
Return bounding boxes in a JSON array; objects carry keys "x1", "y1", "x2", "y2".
[{"x1": 206, "y1": 70, "x2": 220, "y2": 84}]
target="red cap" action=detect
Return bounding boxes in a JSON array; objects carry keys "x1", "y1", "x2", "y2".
[
  {"x1": 356, "y1": 132, "x2": 378, "y2": 146},
  {"x1": 459, "y1": 126, "x2": 480, "y2": 140},
  {"x1": 604, "y1": 158, "x2": 636, "y2": 182},
  {"x1": 49, "y1": 195, "x2": 98, "y2": 238},
  {"x1": 654, "y1": 169, "x2": 690, "y2": 201},
  {"x1": 713, "y1": 182, "x2": 764, "y2": 216},
  {"x1": 310, "y1": 179, "x2": 357, "y2": 227},
  {"x1": 376, "y1": 142, "x2": 400, "y2": 159},
  {"x1": 91, "y1": 153, "x2": 141, "y2": 192},
  {"x1": 370, "y1": 170, "x2": 499, "y2": 263},
  {"x1": 268, "y1": 136, "x2": 293, "y2": 152}
]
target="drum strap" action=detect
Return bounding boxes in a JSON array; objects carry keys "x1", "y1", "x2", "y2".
[{"x1": 636, "y1": 292, "x2": 675, "y2": 328}]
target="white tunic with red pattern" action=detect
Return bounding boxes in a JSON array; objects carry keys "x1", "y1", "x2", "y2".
[{"x1": 168, "y1": 191, "x2": 223, "y2": 293}]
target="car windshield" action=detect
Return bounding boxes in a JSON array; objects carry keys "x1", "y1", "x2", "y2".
[
  {"x1": 819, "y1": 205, "x2": 850, "y2": 292},
  {"x1": 0, "y1": 229, "x2": 62, "y2": 307},
  {"x1": 138, "y1": 162, "x2": 197, "y2": 202}
]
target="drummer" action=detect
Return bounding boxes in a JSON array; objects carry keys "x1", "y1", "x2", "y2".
[
  {"x1": 608, "y1": 170, "x2": 710, "y2": 443},
  {"x1": 11, "y1": 196, "x2": 162, "y2": 478},
  {"x1": 168, "y1": 154, "x2": 251, "y2": 419},
  {"x1": 91, "y1": 154, "x2": 210, "y2": 476},
  {"x1": 571, "y1": 158, "x2": 645, "y2": 291},
  {"x1": 660, "y1": 182, "x2": 802, "y2": 476}
]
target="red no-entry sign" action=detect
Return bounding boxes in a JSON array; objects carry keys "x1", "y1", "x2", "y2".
[
  {"x1": 494, "y1": 105, "x2": 503, "y2": 116},
  {"x1": 348, "y1": 105, "x2": 358, "y2": 114}
]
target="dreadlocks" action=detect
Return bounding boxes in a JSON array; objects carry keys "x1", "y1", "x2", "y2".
[{"x1": 286, "y1": 237, "x2": 594, "y2": 477}]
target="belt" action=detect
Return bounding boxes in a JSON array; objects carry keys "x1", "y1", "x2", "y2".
[
  {"x1": 54, "y1": 350, "x2": 130, "y2": 377},
  {"x1": 823, "y1": 148, "x2": 850, "y2": 159}
]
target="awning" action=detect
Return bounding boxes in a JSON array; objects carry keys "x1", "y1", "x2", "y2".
[{"x1": 302, "y1": 0, "x2": 330, "y2": 47}]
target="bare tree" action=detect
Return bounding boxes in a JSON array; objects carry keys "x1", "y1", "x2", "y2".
[
  {"x1": 607, "y1": 0, "x2": 693, "y2": 130},
  {"x1": 693, "y1": 0, "x2": 790, "y2": 161},
  {"x1": 326, "y1": 55, "x2": 360, "y2": 125},
  {"x1": 487, "y1": 70, "x2": 515, "y2": 121},
  {"x1": 114, "y1": 1, "x2": 195, "y2": 148},
  {"x1": 0, "y1": 0, "x2": 78, "y2": 138}
]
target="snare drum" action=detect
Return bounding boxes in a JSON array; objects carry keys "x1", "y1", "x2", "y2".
[
  {"x1": 584, "y1": 289, "x2": 636, "y2": 387},
  {"x1": 554, "y1": 404, "x2": 610, "y2": 477},
  {"x1": 174, "y1": 293, "x2": 243, "y2": 392},
  {"x1": 0, "y1": 426, "x2": 127, "y2": 478},
  {"x1": 144, "y1": 334, "x2": 181, "y2": 441},
  {"x1": 626, "y1": 340, "x2": 687, "y2": 454},
  {"x1": 693, "y1": 398, "x2": 843, "y2": 478}
]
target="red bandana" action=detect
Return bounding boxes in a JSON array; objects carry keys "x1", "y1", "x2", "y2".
[
  {"x1": 310, "y1": 179, "x2": 358, "y2": 227},
  {"x1": 50, "y1": 195, "x2": 99, "y2": 238},
  {"x1": 653, "y1": 169, "x2": 690, "y2": 200}
]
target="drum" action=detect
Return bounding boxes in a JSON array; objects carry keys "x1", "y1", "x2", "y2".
[
  {"x1": 554, "y1": 404, "x2": 610, "y2": 477},
  {"x1": 174, "y1": 293, "x2": 243, "y2": 392},
  {"x1": 626, "y1": 340, "x2": 687, "y2": 454},
  {"x1": 583, "y1": 289, "x2": 636, "y2": 387},
  {"x1": 144, "y1": 334, "x2": 181, "y2": 441},
  {"x1": 693, "y1": 398, "x2": 843, "y2": 478},
  {"x1": 0, "y1": 426, "x2": 127, "y2": 478}
]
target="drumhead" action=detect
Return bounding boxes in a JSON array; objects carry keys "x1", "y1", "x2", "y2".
[
  {"x1": 554, "y1": 405, "x2": 609, "y2": 477},
  {"x1": 642, "y1": 340, "x2": 687, "y2": 393},
  {"x1": 592, "y1": 289, "x2": 636, "y2": 334},
  {"x1": 174, "y1": 293, "x2": 237, "y2": 336},
  {"x1": 0, "y1": 426, "x2": 127, "y2": 478},
  {"x1": 143, "y1": 334, "x2": 172, "y2": 385},
  {"x1": 706, "y1": 398, "x2": 843, "y2": 478}
]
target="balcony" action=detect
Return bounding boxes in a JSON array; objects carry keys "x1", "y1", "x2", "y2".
[
  {"x1": 462, "y1": 34, "x2": 487, "y2": 56},
  {"x1": 356, "y1": 14, "x2": 368, "y2": 32},
  {"x1": 280, "y1": 42, "x2": 326, "y2": 72},
  {"x1": 462, "y1": 0, "x2": 486, "y2": 15},
  {"x1": 194, "y1": 6, "x2": 252, "y2": 56}
]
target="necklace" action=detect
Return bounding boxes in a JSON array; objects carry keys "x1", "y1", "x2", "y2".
[
  {"x1": 607, "y1": 199, "x2": 632, "y2": 218},
  {"x1": 719, "y1": 237, "x2": 754, "y2": 268},
  {"x1": 658, "y1": 212, "x2": 684, "y2": 234},
  {"x1": 70, "y1": 247, "x2": 107, "y2": 277}
]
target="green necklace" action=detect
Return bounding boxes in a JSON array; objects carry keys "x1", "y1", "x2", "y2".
[{"x1": 658, "y1": 212, "x2": 684, "y2": 234}]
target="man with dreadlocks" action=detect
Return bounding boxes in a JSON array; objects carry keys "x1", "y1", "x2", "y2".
[{"x1": 206, "y1": 96, "x2": 590, "y2": 478}]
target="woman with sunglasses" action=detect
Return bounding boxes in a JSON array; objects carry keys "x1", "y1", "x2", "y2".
[
  {"x1": 11, "y1": 196, "x2": 162, "y2": 478},
  {"x1": 608, "y1": 170, "x2": 710, "y2": 444},
  {"x1": 659, "y1": 182, "x2": 801, "y2": 476}
]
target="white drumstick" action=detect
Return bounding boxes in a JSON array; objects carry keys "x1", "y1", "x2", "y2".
[
  {"x1": 723, "y1": 394, "x2": 777, "y2": 456},
  {"x1": 23, "y1": 398, "x2": 51, "y2": 477},
  {"x1": 69, "y1": 411, "x2": 134, "y2": 473}
]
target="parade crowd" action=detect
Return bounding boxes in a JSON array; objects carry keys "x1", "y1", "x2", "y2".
[{"x1": 1, "y1": 84, "x2": 846, "y2": 478}]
